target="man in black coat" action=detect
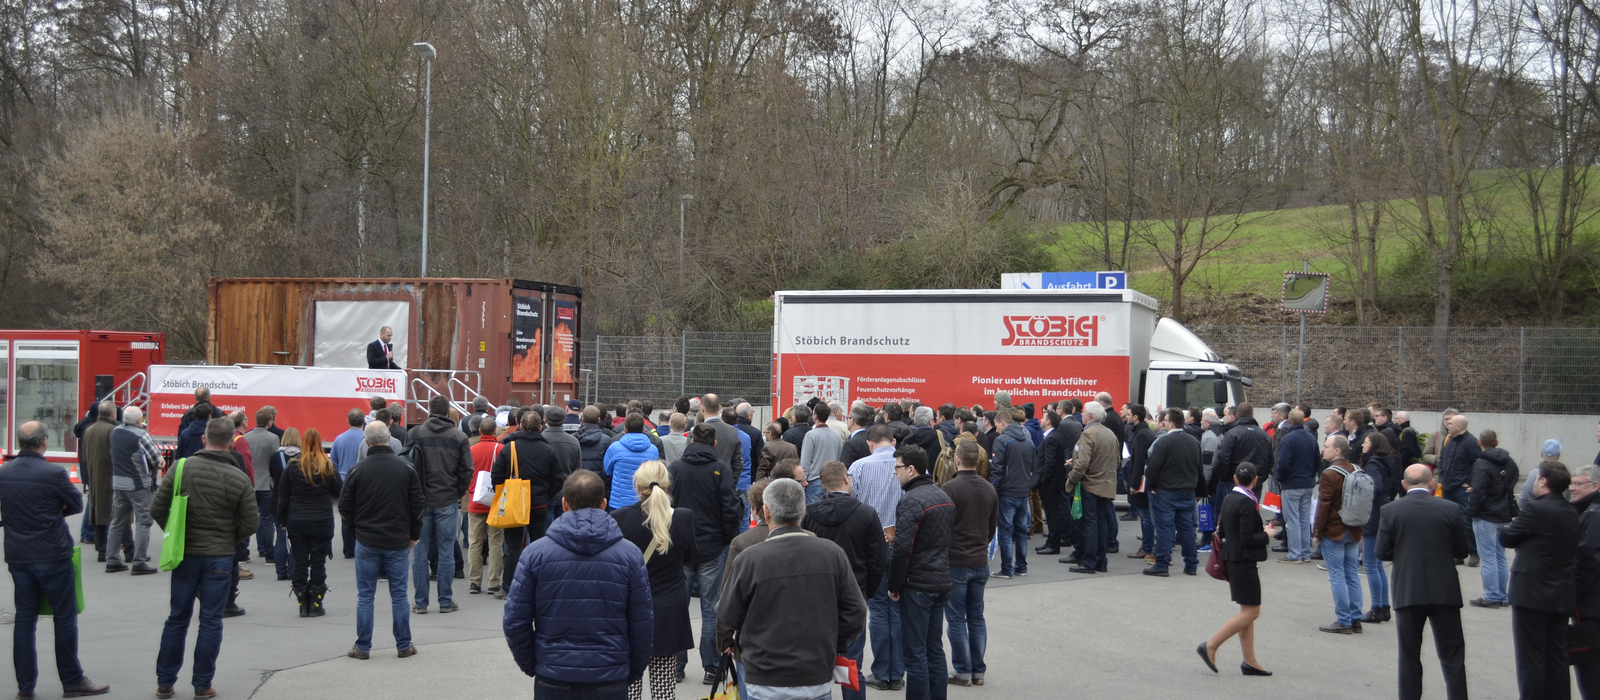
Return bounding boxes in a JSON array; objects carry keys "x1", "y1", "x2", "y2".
[
  {"x1": 1377, "y1": 464, "x2": 1470, "y2": 700},
  {"x1": 1034, "y1": 410, "x2": 1081, "y2": 556},
  {"x1": 1502, "y1": 462, "x2": 1580, "y2": 700},
  {"x1": 782, "y1": 404, "x2": 813, "y2": 457},
  {"x1": 838, "y1": 405, "x2": 874, "y2": 467},
  {"x1": 667, "y1": 423, "x2": 743, "y2": 683},
  {"x1": 1570, "y1": 464, "x2": 1600, "y2": 697},
  {"x1": 803, "y1": 462, "x2": 887, "y2": 604},
  {"x1": 366, "y1": 327, "x2": 400, "y2": 369},
  {"x1": 1144, "y1": 408, "x2": 1201, "y2": 576},
  {"x1": 1208, "y1": 403, "x2": 1273, "y2": 508}
]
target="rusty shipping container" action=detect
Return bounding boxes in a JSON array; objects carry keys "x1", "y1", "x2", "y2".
[{"x1": 207, "y1": 278, "x2": 583, "y2": 410}]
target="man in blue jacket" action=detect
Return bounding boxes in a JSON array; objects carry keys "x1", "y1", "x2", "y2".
[
  {"x1": 1275, "y1": 410, "x2": 1320, "y2": 564},
  {"x1": 1, "y1": 422, "x2": 111, "y2": 698},
  {"x1": 504, "y1": 469, "x2": 653, "y2": 698}
]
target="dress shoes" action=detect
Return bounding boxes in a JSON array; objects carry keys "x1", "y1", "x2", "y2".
[
  {"x1": 1067, "y1": 565, "x2": 1098, "y2": 574},
  {"x1": 1035, "y1": 546, "x2": 1061, "y2": 555},
  {"x1": 1059, "y1": 554, "x2": 1082, "y2": 564},
  {"x1": 1241, "y1": 662, "x2": 1272, "y2": 676},
  {"x1": 1270, "y1": 544, "x2": 1288, "y2": 553},
  {"x1": 1319, "y1": 623, "x2": 1354, "y2": 634},
  {"x1": 1142, "y1": 566, "x2": 1169, "y2": 577},
  {"x1": 61, "y1": 679, "x2": 109, "y2": 698},
  {"x1": 1197, "y1": 643, "x2": 1218, "y2": 673}
]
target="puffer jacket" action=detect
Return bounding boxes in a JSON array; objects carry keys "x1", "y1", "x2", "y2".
[
  {"x1": 152, "y1": 450, "x2": 258, "y2": 557},
  {"x1": 0, "y1": 452, "x2": 84, "y2": 564},
  {"x1": 503, "y1": 508, "x2": 653, "y2": 684},
  {"x1": 1467, "y1": 448, "x2": 1519, "y2": 523},
  {"x1": 1437, "y1": 431, "x2": 1482, "y2": 492},
  {"x1": 803, "y1": 492, "x2": 887, "y2": 599},
  {"x1": 577, "y1": 425, "x2": 610, "y2": 474},
  {"x1": 407, "y1": 415, "x2": 474, "y2": 508},
  {"x1": 604, "y1": 432, "x2": 661, "y2": 508},
  {"x1": 888, "y1": 474, "x2": 955, "y2": 595},
  {"x1": 988, "y1": 424, "x2": 1036, "y2": 498},
  {"x1": 1274, "y1": 423, "x2": 1319, "y2": 490},
  {"x1": 1209, "y1": 417, "x2": 1274, "y2": 495}
]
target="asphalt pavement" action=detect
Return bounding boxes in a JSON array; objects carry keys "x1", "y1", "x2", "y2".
[{"x1": 1, "y1": 511, "x2": 1525, "y2": 699}]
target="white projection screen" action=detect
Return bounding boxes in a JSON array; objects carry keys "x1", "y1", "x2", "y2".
[{"x1": 313, "y1": 301, "x2": 410, "y2": 369}]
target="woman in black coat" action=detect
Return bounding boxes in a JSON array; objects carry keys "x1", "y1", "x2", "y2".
[
  {"x1": 610, "y1": 460, "x2": 696, "y2": 700},
  {"x1": 1361, "y1": 432, "x2": 1398, "y2": 623},
  {"x1": 274, "y1": 428, "x2": 342, "y2": 617},
  {"x1": 1200, "y1": 462, "x2": 1271, "y2": 677}
]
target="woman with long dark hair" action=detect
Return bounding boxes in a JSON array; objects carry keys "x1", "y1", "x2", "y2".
[
  {"x1": 275, "y1": 428, "x2": 342, "y2": 617},
  {"x1": 1200, "y1": 463, "x2": 1272, "y2": 677},
  {"x1": 610, "y1": 460, "x2": 696, "y2": 700},
  {"x1": 1361, "y1": 432, "x2": 1397, "y2": 623}
]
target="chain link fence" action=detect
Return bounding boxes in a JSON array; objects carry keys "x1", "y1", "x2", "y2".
[
  {"x1": 1192, "y1": 325, "x2": 1600, "y2": 415},
  {"x1": 575, "y1": 327, "x2": 1600, "y2": 415}
]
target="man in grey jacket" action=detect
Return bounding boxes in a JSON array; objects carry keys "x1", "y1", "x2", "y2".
[
  {"x1": 242, "y1": 407, "x2": 281, "y2": 564},
  {"x1": 542, "y1": 405, "x2": 582, "y2": 522},
  {"x1": 104, "y1": 406, "x2": 163, "y2": 575},
  {"x1": 406, "y1": 395, "x2": 473, "y2": 614}
]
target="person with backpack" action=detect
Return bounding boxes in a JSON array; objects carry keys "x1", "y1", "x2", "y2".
[
  {"x1": 1313, "y1": 434, "x2": 1372, "y2": 635},
  {"x1": 1466, "y1": 429, "x2": 1518, "y2": 609}
]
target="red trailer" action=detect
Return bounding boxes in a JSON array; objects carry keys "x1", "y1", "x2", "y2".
[{"x1": 0, "y1": 330, "x2": 165, "y2": 475}]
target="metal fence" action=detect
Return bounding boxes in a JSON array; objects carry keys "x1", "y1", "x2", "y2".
[
  {"x1": 578, "y1": 332, "x2": 772, "y2": 407},
  {"x1": 574, "y1": 326, "x2": 1600, "y2": 415},
  {"x1": 1192, "y1": 325, "x2": 1600, "y2": 415}
]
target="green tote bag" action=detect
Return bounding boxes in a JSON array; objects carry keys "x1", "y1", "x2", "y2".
[
  {"x1": 38, "y1": 547, "x2": 85, "y2": 615},
  {"x1": 158, "y1": 459, "x2": 188, "y2": 572}
]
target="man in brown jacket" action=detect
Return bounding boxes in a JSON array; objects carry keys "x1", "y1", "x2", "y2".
[
  {"x1": 1065, "y1": 401, "x2": 1120, "y2": 574},
  {"x1": 1314, "y1": 434, "x2": 1364, "y2": 634}
]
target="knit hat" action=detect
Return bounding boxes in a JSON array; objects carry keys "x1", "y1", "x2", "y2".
[{"x1": 1543, "y1": 439, "x2": 1563, "y2": 458}]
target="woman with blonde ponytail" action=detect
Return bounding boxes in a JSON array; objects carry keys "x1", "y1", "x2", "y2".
[{"x1": 610, "y1": 461, "x2": 697, "y2": 700}]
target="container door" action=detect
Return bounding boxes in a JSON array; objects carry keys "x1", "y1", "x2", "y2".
[
  {"x1": 511, "y1": 290, "x2": 544, "y2": 403},
  {"x1": 546, "y1": 295, "x2": 580, "y2": 404},
  {"x1": 13, "y1": 340, "x2": 79, "y2": 457}
]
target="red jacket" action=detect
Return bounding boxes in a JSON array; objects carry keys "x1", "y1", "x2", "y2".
[{"x1": 468, "y1": 434, "x2": 501, "y2": 514}]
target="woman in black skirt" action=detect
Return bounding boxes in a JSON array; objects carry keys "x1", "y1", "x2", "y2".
[
  {"x1": 611, "y1": 460, "x2": 696, "y2": 700},
  {"x1": 1199, "y1": 463, "x2": 1272, "y2": 676}
]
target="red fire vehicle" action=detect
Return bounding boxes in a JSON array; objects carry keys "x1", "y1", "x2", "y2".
[{"x1": 0, "y1": 330, "x2": 165, "y2": 478}]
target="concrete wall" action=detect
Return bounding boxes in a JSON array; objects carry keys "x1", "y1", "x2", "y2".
[{"x1": 1306, "y1": 408, "x2": 1598, "y2": 468}]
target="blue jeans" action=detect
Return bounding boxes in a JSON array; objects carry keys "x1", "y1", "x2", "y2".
[
  {"x1": 1442, "y1": 486, "x2": 1476, "y2": 555},
  {"x1": 1473, "y1": 519, "x2": 1510, "y2": 603},
  {"x1": 805, "y1": 481, "x2": 825, "y2": 504},
  {"x1": 945, "y1": 565, "x2": 988, "y2": 679},
  {"x1": 533, "y1": 678, "x2": 630, "y2": 700},
  {"x1": 679, "y1": 547, "x2": 726, "y2": 674},
  {"x1": 10, "y1": 560, "x2": 85, "y2": 694},
  {"x1": 1281, "y1": 487, "x2": 1315, "y2": 561},
  {"x1": 899, "y1": 589, "x2": 949, "y2": 700},
  {"x1": 1135, "y1": 500, "x2": 1155, "y2": 552},
  {"x1": 738, "y1": 490, "x2": 751, "y2": 534},
  {"x1": 1361, "y1": 529, "x2": 1390, "y2": 608},
  {"x1": 412, "y1": 504, "x2": 458, "y2": 607},
  {"x1": 840, "y1": 629, "x2": 867, "y2": 700},
  {"x1": 1080, "y1": 491, "x2": 1116, "y2": 569},
  {"x1": 255, "y1": 491, "x2": 276, "y2": 559},
  {"x1": 355, "y1": 543, "x2": 413, "y2": 653},
  {"x1": 272, "y1": 523, "x2": 290, "y2": 580},
  {"x1": 1150, "y1": 490, "x2": 1198, "y2": 572},
  {"x1": 1321, "y1": 536, "x2": 1363, "y2": 626},
  {"x1": 869, "y1": 574, "x2": 904, "y2": 682},
  {"x1": 997, "y1": 496, "x2": 1030, "y2": 574},
  {"x1": 156, "y1": 555, "x2": 233, "y2": 691}
]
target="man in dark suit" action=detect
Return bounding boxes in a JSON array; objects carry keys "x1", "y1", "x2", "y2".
[
  {"x1": 1377, "y1": 463, "x2": 1470, "y2": 700},
  {"x1": 1034, "y1": 410, "x2": 1081, "y2": 556},
  {"x1": 366, "y1": 326, "x2": 399, "y2": 369},
  {"x1": 1503, "y1": 461, "x2": 1580, "y2": 700}
]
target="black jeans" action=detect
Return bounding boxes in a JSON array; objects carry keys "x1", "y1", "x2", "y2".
[
  {"x1": 288, "y1": 519, "x2": 334, "y2": 588},
  {"x1": 501, "y1": 509, "x2": 549, "y2": 593},
  {"x1": 1039, "y1": 475, "x2": 1063, "y2": 547}
]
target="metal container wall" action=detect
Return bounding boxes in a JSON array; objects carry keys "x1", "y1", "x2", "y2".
[{"x1": 207, "y1": 278, "x2": 579, "y2": 410}]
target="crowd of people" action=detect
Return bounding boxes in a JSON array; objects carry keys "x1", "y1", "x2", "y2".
[{"x1": 5, "y1": 384, "x2": 1600, "y2": 700}]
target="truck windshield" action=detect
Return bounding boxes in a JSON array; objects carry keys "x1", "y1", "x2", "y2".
[
  {"x1": 1167, "y1": 375, "x2": 1223, "y2": 409},
  {"x1": 1230, "y1": 380, "x2": 1247, "y2": 405}
]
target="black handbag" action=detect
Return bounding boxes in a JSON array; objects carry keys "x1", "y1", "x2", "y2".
[{"x1": 1569, "y1": 612, "x2": 1600, "y2": 666}]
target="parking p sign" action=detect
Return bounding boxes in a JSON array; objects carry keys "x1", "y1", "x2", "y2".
[{"x1": 1096, "y1": 271, "x2": 1126, "y2": 290}]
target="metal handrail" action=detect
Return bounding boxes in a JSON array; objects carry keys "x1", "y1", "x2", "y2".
[
  {"x1": 447, "y1": 377, "x2": 496, "y2": 412},
  {"x1": 408, "y1": 378, "x2": 471, "y2": 417},
  {"x1": 100, "y1": 372, "x2": 149, "y2": 411}
]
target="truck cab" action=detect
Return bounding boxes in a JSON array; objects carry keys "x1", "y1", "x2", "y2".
[{"x1": 1141, "y1": 318, "x2": 1250, "y2": 411}]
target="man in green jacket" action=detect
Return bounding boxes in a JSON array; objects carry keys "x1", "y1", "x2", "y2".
[{"x1": 150, "y1": 417, "x2": 258, "y2": 700}]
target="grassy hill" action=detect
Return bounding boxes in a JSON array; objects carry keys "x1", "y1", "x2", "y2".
[{"x1": 1045, "y1": 176, "x2": 1600, "y2": 325}]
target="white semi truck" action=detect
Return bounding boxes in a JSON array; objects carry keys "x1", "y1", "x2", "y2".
[{"x1": 771, "y1": 288, "x2": 1251, "y2": 413}]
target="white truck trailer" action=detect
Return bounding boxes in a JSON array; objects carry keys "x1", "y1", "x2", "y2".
[{"x1": 771, "y1": 288, "x2": 1251, "y2": 413}]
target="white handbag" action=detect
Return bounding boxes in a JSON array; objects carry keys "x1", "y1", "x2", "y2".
[{"x1": 471, "y1": 445, "x2": 499, "y2": 507}]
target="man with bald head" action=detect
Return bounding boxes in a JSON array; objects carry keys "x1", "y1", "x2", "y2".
[
  {"x1": 1, "y1": 421, "x2": 111, "y2": 697},
  {"x1": 1436, "y1": 414, "x2": 1482, "y2": 566},
  {"x1": 1377, "y1": 464, "x2": 1470, "y2": 700}
]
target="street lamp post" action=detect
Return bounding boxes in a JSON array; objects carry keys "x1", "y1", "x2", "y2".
[
  {"x1": 679, "y1": 194, "x2": 693, "y2": 278},
  {"x1": 414, "y1": 41, "x2": 436, "y2": 276}
]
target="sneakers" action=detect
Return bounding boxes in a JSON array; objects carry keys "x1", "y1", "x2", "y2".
[
  {"x1": 1197, "y1": 545, "x2": 1212, "y2": 553},
  {"x1": 413, "y1": 605, "x2": 428, "y2": 614},
  {"x1": 469, "y1": 583, "x2": 482, "y2": 595},
  {"x1": 1467, "y1": 554, "x2": 1480, "y2": 567},
  {"x1": 1270, "y1": 544, "x2": 1288, "y2": 553},
  {"x1": 1277, "y1": 558, "x2": 1305, "y2": 564},
  {"x1": 438, "y1": 602, "x2": 460, "y2": 613},
  {"x1": 995, "y1": 572, "x2": 1013, "y2": 579}
]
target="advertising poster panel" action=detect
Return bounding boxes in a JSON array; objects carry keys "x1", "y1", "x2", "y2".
[
  {"x1": 551, "y1": 300, "x2": 578, "y2": 384},
  {"x1": 775, "y1": 299, "x2": 1129, "y2": 412},
  {"x1": 148, "y1": 365, "x2": 406, "y2": 440},
  {"x1": 511, "y1": 293, "x2": 543, "y2": 383}
]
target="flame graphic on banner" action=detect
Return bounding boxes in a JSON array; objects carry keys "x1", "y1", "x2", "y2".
[
  {"x1": 512, "y1": 329, "x2": 542, "y2": 383},
  {"x1": 551, "y1": 322, "x2": 576, "y2": 384}
]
